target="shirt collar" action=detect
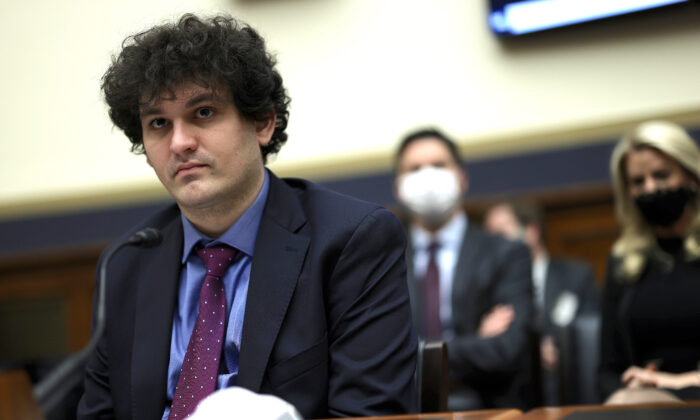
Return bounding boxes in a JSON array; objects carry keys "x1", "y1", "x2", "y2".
[
  {"x1": 180, "y1": 170, "x2": 270, "y2": 263},
  {"x1": 533, "y1": 253, "x2": 549, "y2": 280},
  {"x1": 411, "y1": 211, "x2": 468, "y2": 250}
]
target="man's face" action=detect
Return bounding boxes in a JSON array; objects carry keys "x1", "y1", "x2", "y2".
[
  {"x1": 139, "y1": 82, "x2": 273, "y2": 214},
  {"x1": 484, "y1": 204, "x2": 522, "y2": 241},
  {"x1": 396, "y1": 137, "x2": 467, "y2": 190},
  {"x1": 485, "y1": 204, "x2": 541, "y2": 253},
  {"x1": 394, "y1": 137, "x2": 468, "y2": 227}
]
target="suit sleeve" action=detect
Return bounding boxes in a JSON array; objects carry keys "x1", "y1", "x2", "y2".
[
  {"x1": 447, "y1": 240, "x2": 533, "y2": 377},
  {"x1": 77, "y1": 253, "x2": 116, "y2": 420},
  {"x1": 598, "y1": 256, "x2": 629, "y2": 399},
  {"x1": 325, "y1": 207, "x2": 418, "y2": 416}
]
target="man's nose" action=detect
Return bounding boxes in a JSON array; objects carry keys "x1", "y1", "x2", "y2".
[{"x1": 170, "y1": 121, "x2": 198, "y2": 155}]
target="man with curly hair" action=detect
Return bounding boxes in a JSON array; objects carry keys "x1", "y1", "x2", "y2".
[{"x1": 77, "y1": 14, "x2": 416, "y2": 419}]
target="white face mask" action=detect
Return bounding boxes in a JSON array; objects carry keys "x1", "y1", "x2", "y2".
[{"x1": 398, "y1": 166, "x2": 461, "y2": 225}]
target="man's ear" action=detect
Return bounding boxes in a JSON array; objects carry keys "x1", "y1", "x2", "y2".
[{"x1": 255, "y1": 111, "x2": 276, "y2": 147}]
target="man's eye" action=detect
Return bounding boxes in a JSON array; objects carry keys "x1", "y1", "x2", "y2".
[
  {"x1": 196, "y1": 107, "x2": 214, "y2": 119},
  {"x1": 150, "y1": 118, "x2": 168, "y2": 129}
]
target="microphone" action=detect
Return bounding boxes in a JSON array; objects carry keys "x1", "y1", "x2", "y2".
[
  {"x1": 127, "y1": 227, "x2": 163, "y2": 247},
  {"x1": 33, "y1": 227, "x2": 163, "y2": 416}
]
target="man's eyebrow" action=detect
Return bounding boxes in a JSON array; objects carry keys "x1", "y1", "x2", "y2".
[
  {"x1": 185, "y1": 92, "x2": 219, "y2": 108},
  {"x1": 139, "y1": 92, "x2": 222, "y2": 119},
  {"x1": 139, "y1": 106, "x2": 162, "y2": 119}
]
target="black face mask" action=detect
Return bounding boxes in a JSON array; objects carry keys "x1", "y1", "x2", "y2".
[{"x1": 634, "y1": 186, "x2": 696, "y2": 227}]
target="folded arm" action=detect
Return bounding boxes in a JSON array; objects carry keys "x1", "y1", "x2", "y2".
[{"x1": 448, "y1": 241, "x2": 533, "y2": 377}]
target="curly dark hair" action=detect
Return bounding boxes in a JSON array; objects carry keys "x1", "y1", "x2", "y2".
[{"x1": 102, "y1": 13, "x2": 290, "y2": 163}]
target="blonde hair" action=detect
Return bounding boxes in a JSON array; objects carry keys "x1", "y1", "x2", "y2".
[{"x1": 610, "y1": 120, "x2": 700, "y2": 281}]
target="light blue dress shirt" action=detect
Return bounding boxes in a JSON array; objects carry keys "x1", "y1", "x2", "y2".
[
  {"x1": 161, "y1": 171, "x2": 269, "y2": 419},
  {"x1": 410, "y1": 211, "x2": 468, "y2": 339}
]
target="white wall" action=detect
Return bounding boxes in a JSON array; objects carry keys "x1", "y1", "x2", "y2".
[{"x1": 3, "y1": 0, "x2": 700, "y2": 215}]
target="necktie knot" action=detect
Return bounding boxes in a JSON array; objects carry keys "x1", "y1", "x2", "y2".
[{"x1": 196, "y1": 245, "x2": 237, "y2": 278}]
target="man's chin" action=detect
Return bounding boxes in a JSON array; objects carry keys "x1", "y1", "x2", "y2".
[{"x1": 172, "y1": 186, "x2": 216, "y2": 210}]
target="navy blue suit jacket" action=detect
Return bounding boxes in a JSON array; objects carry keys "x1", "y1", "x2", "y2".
[{"x1": 77, "y1": 172, "x2": 417, "y2": 419}]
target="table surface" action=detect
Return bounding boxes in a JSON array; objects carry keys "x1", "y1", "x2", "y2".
[
  {"x1": 318, "y1": 409, "x2": 523, "y2": 420},
  {"x1": 518, "y1": 401, "x2": 700, "y2": 420},
  {"x1": 322, "y1": 400, "x2": 700, "y2": 420}
]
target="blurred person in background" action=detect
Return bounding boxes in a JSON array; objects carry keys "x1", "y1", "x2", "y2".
[
  {"x1": 394, "y1": 128, "x2": 534, "y2": 410},
  {"x1": 600, "y1": 120, "x2": 700, "y2": 404},
  {"x1": 484, "y1": 201, "x2": 599, "y2": 405}
]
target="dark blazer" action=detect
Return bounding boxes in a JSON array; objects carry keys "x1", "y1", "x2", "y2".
[
  {"x1": 598, "y1": 253, "x2": 700, "y2": 401},
  {"x1": 598, "y1": 253, "x2": 666, "y2": 399},
  {"x1": 541, "y1": 258, "x2": 599, "y2": 338},
  {"x1": 598, "y1": 253, "x2": 664, "y2": 400},
  {"x1": 77, "y1": 173, "x2": 417, "y2": 419},
  {"x1": 407, "y1": 223, "x2": 533, "y2": 409}
]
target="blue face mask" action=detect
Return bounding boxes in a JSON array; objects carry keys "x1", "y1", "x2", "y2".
[{"x1": 634, "y1": 186, "x2": 696, "y2": 227}]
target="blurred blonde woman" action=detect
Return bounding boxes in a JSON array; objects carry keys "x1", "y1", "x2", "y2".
[{"x1": 600, "y1": 120, "x2": 700, "y2": 404}]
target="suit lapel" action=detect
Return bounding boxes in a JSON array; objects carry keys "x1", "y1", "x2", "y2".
[
  {"x1": 238, "y1": 174, "x2": 309, "y2": 392},
  {"x1": 131, "y1": 213, "x2": 183, "y2": 420}
]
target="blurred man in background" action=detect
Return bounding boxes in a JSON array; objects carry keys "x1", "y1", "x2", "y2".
[
  {"x1": 394, "y1": 128, "x2": 534, "y2": 410},
  {"x1": 485, "y1": 201, "x2": 599, "y2": 405}
]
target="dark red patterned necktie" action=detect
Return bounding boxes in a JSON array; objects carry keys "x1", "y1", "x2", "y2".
[
  {"x1": 168, "y1": 245, "x2": 237, "y2": 419},
  {"x1": 423, "y1": 242, "x2": 442, "y2": 339}
]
